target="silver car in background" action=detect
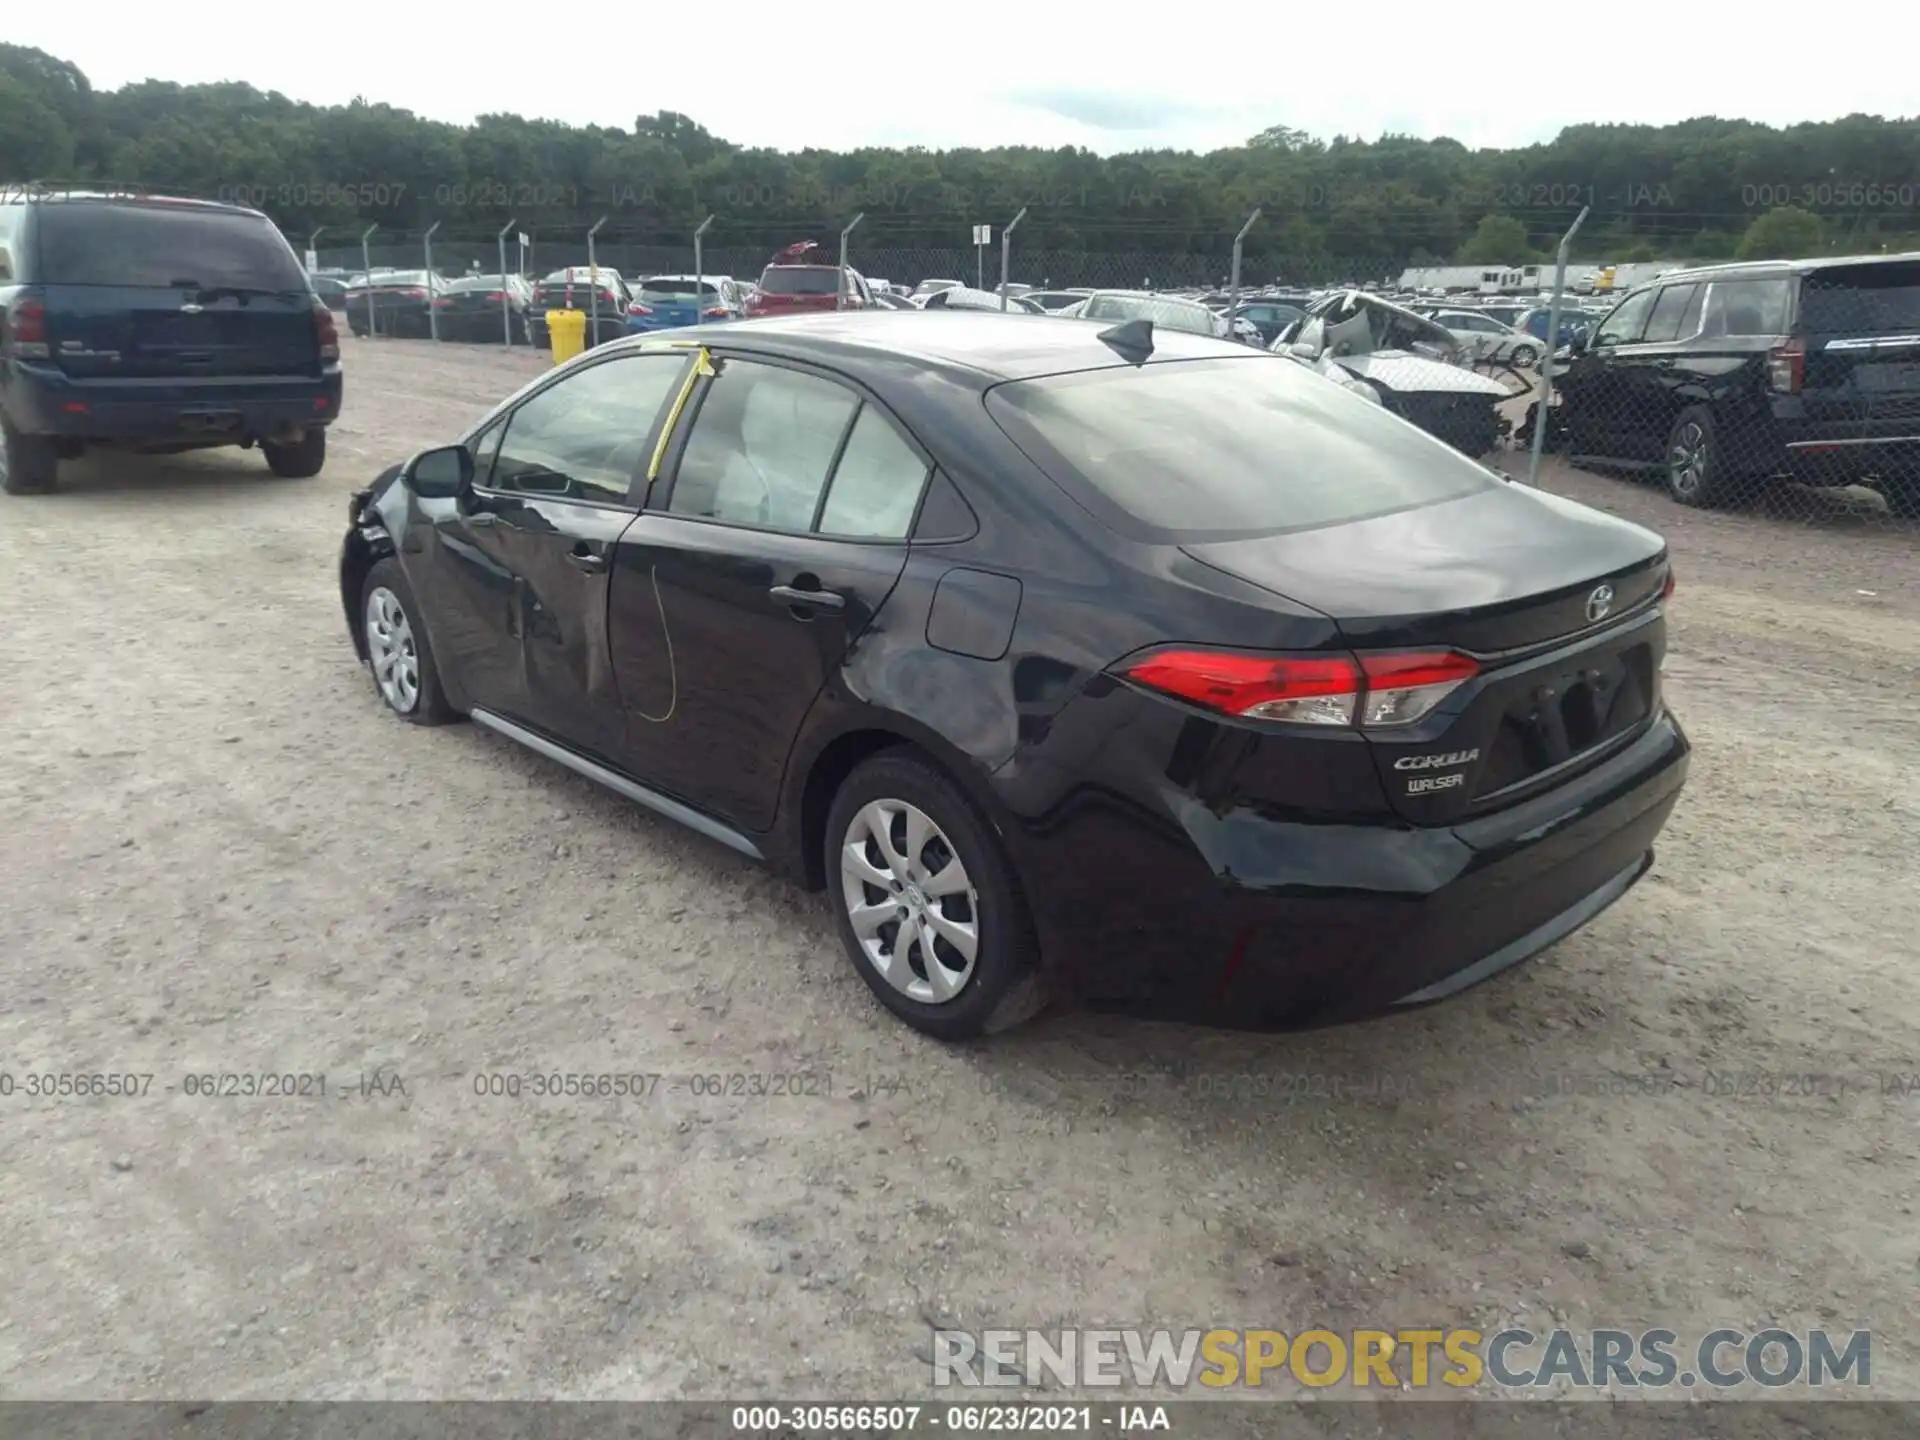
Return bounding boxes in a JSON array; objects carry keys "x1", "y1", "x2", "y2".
[{"x1": 1433, "y1": 307, "x2": 1543, "y2": 368}]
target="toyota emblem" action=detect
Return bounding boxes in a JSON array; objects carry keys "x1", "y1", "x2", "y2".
[{"x1": 1585, "y1": 583, "x2": 1615, "y2": 623}]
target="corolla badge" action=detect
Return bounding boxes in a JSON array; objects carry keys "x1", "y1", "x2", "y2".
[{"x1": 1585, "y1": 583, "x2": 1615, "y2": 623}]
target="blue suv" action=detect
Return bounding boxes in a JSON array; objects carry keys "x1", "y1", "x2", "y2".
[{"x1": 0, "y1": 188, "x2": 343, "y2": 494}]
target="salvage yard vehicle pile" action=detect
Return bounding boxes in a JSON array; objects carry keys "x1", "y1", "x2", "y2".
[{"x1": 3, "y1": 321, "x2": 1918, "y2": 1401}]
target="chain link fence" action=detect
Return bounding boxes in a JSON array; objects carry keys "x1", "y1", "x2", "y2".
[
  {"x1": 302, "y1": 218, "x2": 1920, "y2": 532},
  {"x1": 1512, "y1": 257, "x2": 1920, "y2": 526}
]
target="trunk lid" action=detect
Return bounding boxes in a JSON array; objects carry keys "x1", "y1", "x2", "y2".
[
  {"x1": 45, "y1": 285, "x2": 319, "y2": 379},
  {"x1": 1181, "y1": 485, "x2": 1670, "y2": 823},
  {"x1": 749, "y1": 265, "x2": 845, "y2": 316},
  {"x1": 1797, "y1": 260, "x2": 1920, "y2": 426},
  {"x1": 30, "y1": 201, "x2": 320, "y2": 379}
]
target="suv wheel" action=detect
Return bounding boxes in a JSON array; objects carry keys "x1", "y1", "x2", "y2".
[
  {"x1": 361, "y1": 559, "x2": 459, "y2": 725},
  {"x1": 1665, "y1": 406, "x2": 1733, "y2": 508},
  {"x1": 825, "y1": 752, "x2": 1044, "y2": 1041},
  {"x1": 1, "y1": 415, "x2": 60, "y2": 495},
  {"x1": 264, "y1": 428, "x2": 327, "y2": 479},
  {"x1": 1509, "y1": 343, "x2": 1538, "y2": 368}
]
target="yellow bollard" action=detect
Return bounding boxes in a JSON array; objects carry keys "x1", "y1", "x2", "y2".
[{"x1": 547, "y1": 308, "x2": 587, "y2": 365}]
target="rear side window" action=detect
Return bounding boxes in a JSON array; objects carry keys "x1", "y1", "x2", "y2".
[
  {"x1": 817, "y1": 407, "x2": 928, "y2": 540},
  {"x1": 32, "y1": 204, "x2": 309, "y2": 290},
  {"x1": 0, "y1": 204, "x2": 19, "y2": 277},
  {"x1": 1798, "y1": 263, "x2": 1920, "y2": 334},
  {"x1": 1699, "y1": 278, "x2": 1792, "y2": 338},
  {"x1": 985, "y1": 356, "x2": 1499, "y2": 542},
  {"x1": 758, "y1": 266, "x2": 842, "y2": 296},
  {"x1": 669, "y1": 360, "x2": 858, "y2": 529}
]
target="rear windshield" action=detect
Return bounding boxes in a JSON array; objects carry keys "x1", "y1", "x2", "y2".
[
  {"x1": 33, "y1": 203, "x2": 308, "y2": 290},
  {"x1": 1798, "y1": 263, "x2": 1920, "y2": 333},
  {"x1": 641, "y1": 278, "x2": 720, "y2": 300},
  {"x1": 985, "y1": 356, "x2": 1499, "y2": 541},
  {"x1": 1081, "y1": 294, "x2": 1216, "y2": 335},
  {"x1": 759, "y1": 266, "x2": 841, "y2": 295}
]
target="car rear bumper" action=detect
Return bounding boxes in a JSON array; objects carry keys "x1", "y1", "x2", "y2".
[
  {"x1": 3, "y1": 363, "x2": 343, "y2": 442},
  {"x1": 1007, "y1": 708, "x2": 1689, "y2": 1030}
]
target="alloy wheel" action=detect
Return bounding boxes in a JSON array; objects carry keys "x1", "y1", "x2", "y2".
[
  {"x1": 840, "y1": 799, "x2": 980, "y2": 1005},
  {"x1": 365, "y1": 586, "x2": 421, "y2": 713},
  {"x1": 1669, "y1": 421, "x2": 1707, "y2": 500}
]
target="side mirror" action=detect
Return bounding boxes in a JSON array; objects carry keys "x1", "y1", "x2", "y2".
[
  {"x1": 405, "y1": 443, "x2": 474, "y2": 500},
  {"x1": 1568, "y1": 331, "x2": 1592, "y2": 354}
]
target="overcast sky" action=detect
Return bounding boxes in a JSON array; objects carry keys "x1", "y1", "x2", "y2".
[{"x1": 12, "y1": 3, "x2": 1913, "y2": 154}]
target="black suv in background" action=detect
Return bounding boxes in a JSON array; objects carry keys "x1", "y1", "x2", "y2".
[
  {"x1": 1550, "y1": 254, "x2": 1920, "y2": 511},
  {"x1": 0, "y1": 189, "x2": 341, "y2": 494}
]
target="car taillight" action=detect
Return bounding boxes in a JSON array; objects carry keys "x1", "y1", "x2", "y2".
[
  {"x1": 627, "y1": 302, "x2": 652, "y2": 316},
  {"x1": 1768, "y1": 337, "x2": 1804, "y2": 393},
  {"x1": 4, "y1": 297, "x2": 50, "y2": 358},
  {"x1": 702, "y1": 306, "x2": 729, "y2": 319},
  {"x1": 1355, "y1": 651, "x2": 1480, "y2": 727},
  {"x1": 430, "y1": 297, "x2": 451, "y2": 308},
  {"x1": 312, "y1": 299, "x2": 339, "y2": 361},
  {"x1": 1121, "y1": 647, "x2": 1478, "y2": 729},
  {"x1": 486, "y1": 292, "x2": 505, "y2": 304}
]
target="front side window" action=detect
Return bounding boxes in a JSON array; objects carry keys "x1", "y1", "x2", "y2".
[
  {"x1": 1593, "y1": 289, "x2": 1657, "y2": 347},
  {"x1": 487, "y1": 354, "x2": 688, "y2": 505},
  {"x1": 1640, "y1": 284, "x2": 1701, "y2": 344}
]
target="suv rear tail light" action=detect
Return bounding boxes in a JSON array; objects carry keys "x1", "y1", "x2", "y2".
[
  {"x1": 1121, "y1": 647, "x2": 1480, "y2": 729},
  {"x1": 5, "y1": 297, "x2": 50, "y2": 359},
  {"x1": 702, "y1": 306, "x2": 729, "y2": 319},
  {"x1": 1768, "y1": 337, "x2": 1804, "y2": 393},
  {"x1": 312, "y1": 299, "x2": 339, "y2": 361},
  {"x1": 627, "y1": 302, "x2": 652, "y2": 317},
  {"x1": 486, "y1": 292, "x2": 505, "y2": 304},
  {"x1": 430, "y1": 297, "x2": 451, "y2": 309}
]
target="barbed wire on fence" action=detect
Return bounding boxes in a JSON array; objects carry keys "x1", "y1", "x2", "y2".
[{"x1": 309, "y1": 210, "x2": 1920, "y2": 533}]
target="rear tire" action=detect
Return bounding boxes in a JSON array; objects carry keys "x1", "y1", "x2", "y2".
[
  {"x1": 1666, "y1": 406, "x2": 1735, "y2": 508},
  {"x1": 825, "y1": 752, "x2": 1043, "y2": 1041},
  {"x1": 264, "y1": 428, "x2": 327, "y2": 479},
  {"x1": 1510, "y1": 343, "x2": 1538, "y2": 368},
  {"x1": 1, "y1": 415, "x2": 59, "y2": 494}
]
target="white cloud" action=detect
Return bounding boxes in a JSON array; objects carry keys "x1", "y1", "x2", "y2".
[{"x1": 9, "y1": 0, "x2": 1913, "y2": 154}]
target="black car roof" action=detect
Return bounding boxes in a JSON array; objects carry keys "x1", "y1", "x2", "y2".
[
  {"x1": 620, "y1": 310, "x2": 1253, "y2": 385},
  {"x1": 1652, "y1": 251, "x2": 1920, "y2": 284}
]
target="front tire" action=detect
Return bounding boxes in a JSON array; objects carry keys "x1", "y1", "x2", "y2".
[
  {"x1": 360, "y1": 559, "x2": 458, "y2": 725},
  {"x1": 1, "y1": 414, "x2": 60, "y2": 494},
  {"x1": 1510, "y1": 343, "x2": 1538, "y2": 369},
  {"x1": 825, "y1": 752, "x2": 1042, "y2": 1040},
  {"x1": 264, "y1": 428, "x2": 327, "y2": 479}
]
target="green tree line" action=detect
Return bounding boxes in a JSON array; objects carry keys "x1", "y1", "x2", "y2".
[{"x1": 4, "y1": 43, "x2": 1919, "y2": 273}]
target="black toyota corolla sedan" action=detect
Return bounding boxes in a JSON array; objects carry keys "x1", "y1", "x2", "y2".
[{"x1": 340, "y1": 311, "x2": 1688, "y2": 1039}]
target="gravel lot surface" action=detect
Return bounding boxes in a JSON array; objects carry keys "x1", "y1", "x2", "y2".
[{"x1": 2, "y1": 333, "x2": 1916, "y2": 1409}]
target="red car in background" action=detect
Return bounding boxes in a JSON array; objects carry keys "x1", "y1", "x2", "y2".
[{"x1": 744, "y1": 241, "x2": 873, "y2": 317}]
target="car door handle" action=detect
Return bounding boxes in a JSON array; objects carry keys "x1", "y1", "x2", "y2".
[
  {"x1": 566, "y1": 544, "x2": 608, "y2": 573},
  {"x1": 769, "y1": 584, "x2": 846, "y2": 613}
]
